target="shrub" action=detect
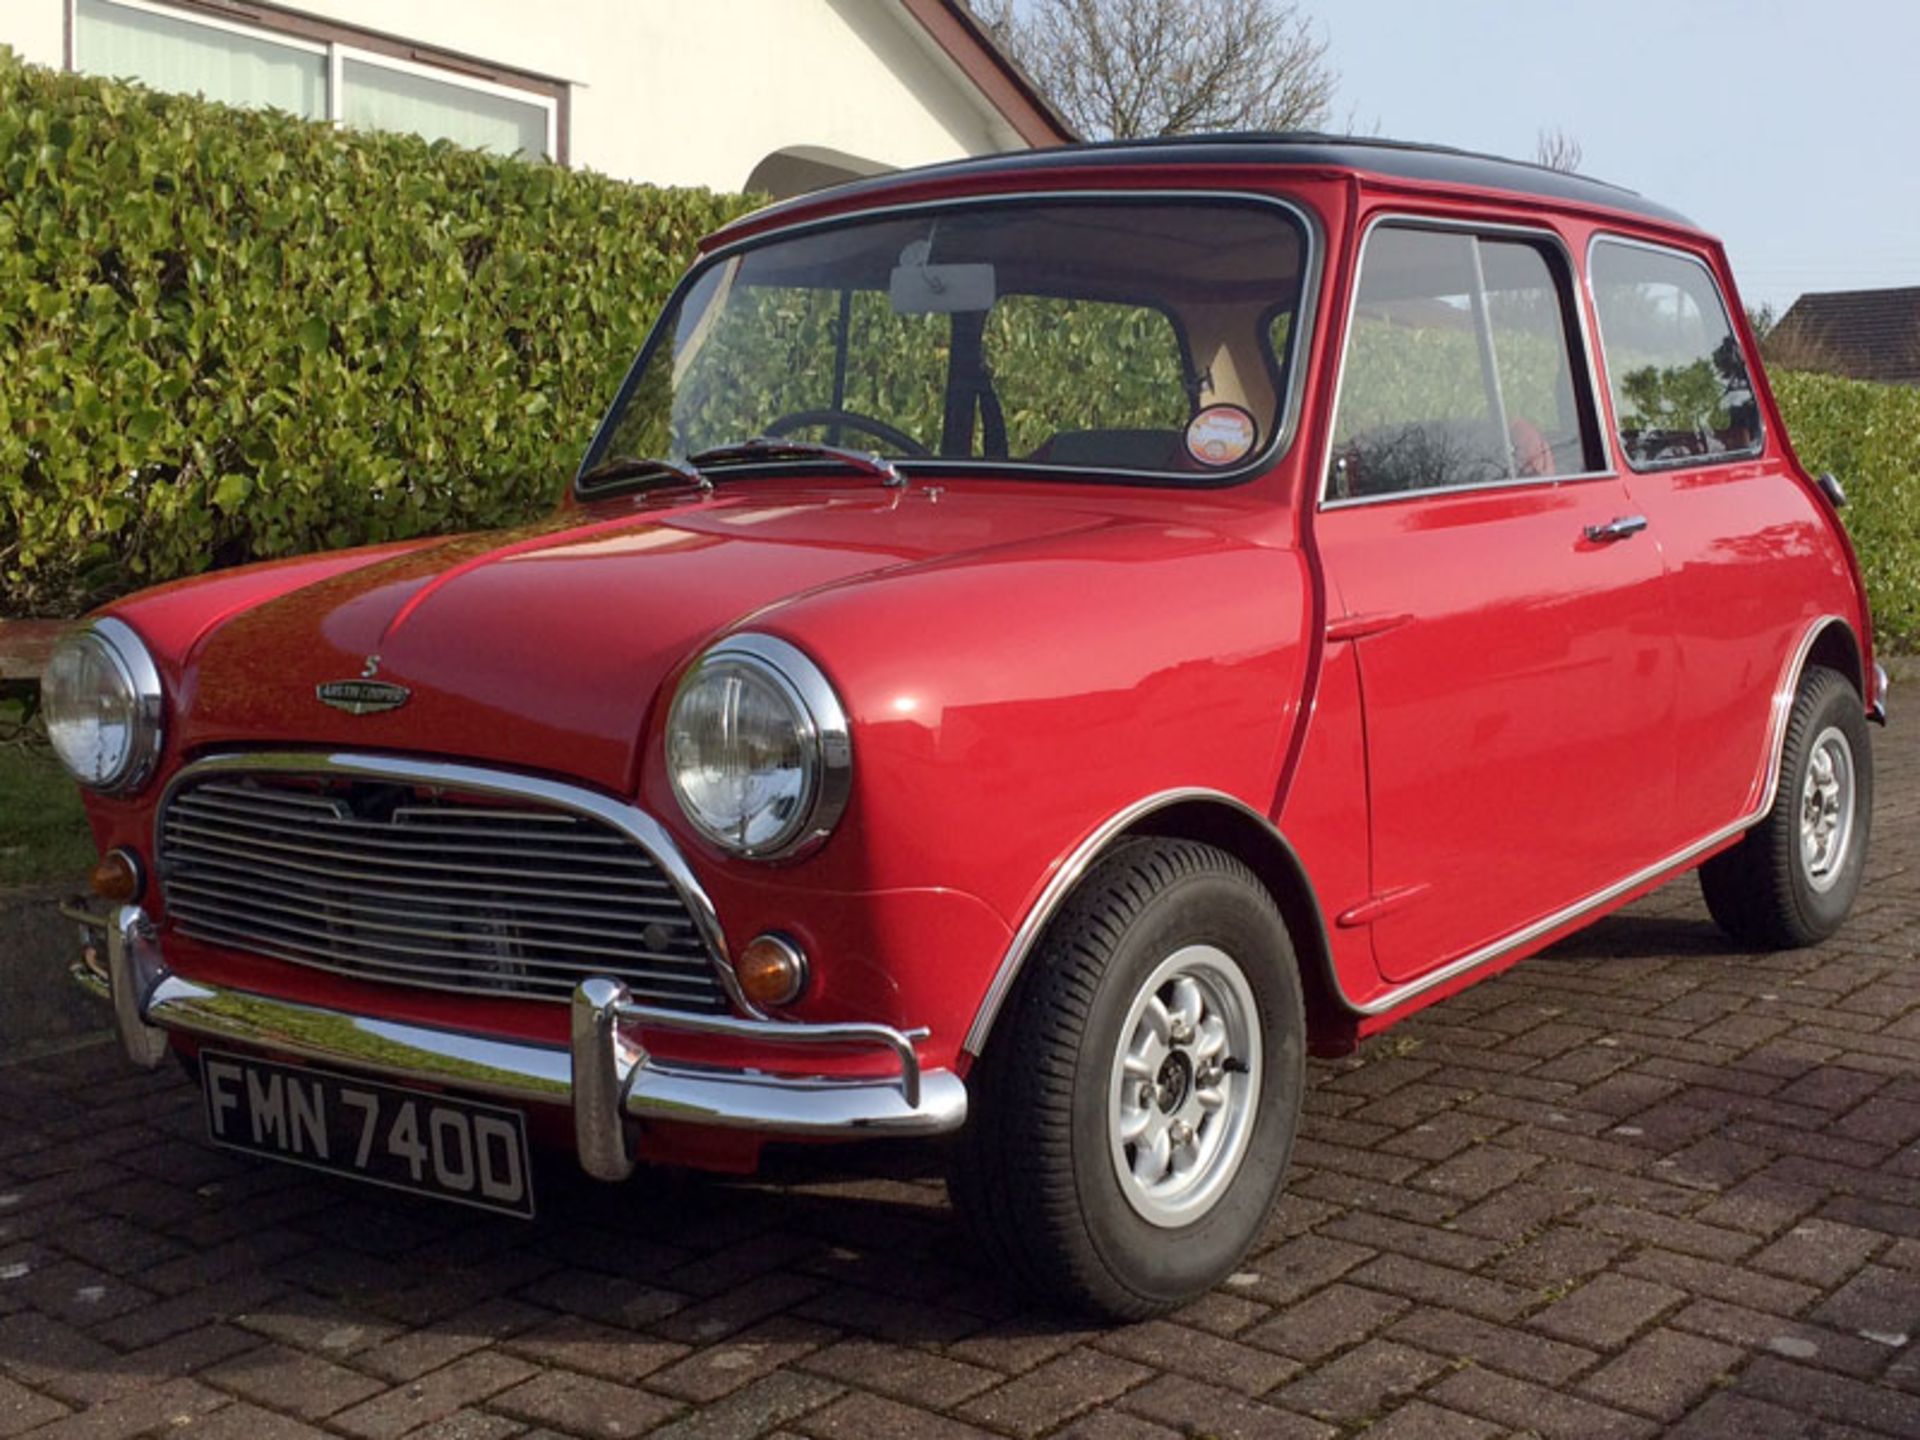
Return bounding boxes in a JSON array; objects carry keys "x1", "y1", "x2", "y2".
[
  {"x1": 1773, "y1": 371, "x2": 1920, "y2": 653},
  {"x1": 0, "y1": 49, "x2": 757, "y2": 615}
]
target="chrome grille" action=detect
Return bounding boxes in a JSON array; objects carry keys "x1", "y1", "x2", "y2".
[{"x1": 159, "y1": 774, "x2": 727, "y2": 1010}]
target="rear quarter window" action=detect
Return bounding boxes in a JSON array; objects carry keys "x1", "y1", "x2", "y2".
[{"x1": 1589, "y1": 239, "x2": 1762, "y2": 469}]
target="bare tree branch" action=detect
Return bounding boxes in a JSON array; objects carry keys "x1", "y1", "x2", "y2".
[
  {"x1": 1534, "y1": 127, "x2": 1583, "y2": 173},
  {"x1": 975, "y1": 0, "x2": 1337, "y2": 141}
]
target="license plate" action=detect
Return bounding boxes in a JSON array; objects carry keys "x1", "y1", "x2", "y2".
[{"x1": 200, "y1": 1050, "x2": 535, "y2": 1218}]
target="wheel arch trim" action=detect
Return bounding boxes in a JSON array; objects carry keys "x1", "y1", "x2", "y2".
[{"x1": 961, "y1": 789, "x2": 1341, "y2": 1057}]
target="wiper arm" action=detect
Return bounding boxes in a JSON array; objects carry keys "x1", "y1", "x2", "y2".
[
  {"x1": 576, "y1": 453, "x2": 711, "y2": 495},
  {"x1": 688, "y1": 438, "x2": 905, "y2": 489}
]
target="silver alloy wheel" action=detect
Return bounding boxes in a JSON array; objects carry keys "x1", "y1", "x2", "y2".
[
  {"x1": 1800, "y1": 725, "x2": 1857, "y2": 893},
  {"x1": 1107, "y1": 944, "x2": 1261, "y2": 1228}
]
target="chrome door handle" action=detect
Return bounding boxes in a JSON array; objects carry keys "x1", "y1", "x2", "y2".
[{"x1": 1584, "y1": 514, "x2": 1648, "y2": 543}]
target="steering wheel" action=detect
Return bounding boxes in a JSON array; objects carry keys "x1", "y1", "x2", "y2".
[{"x1": 763, "y1": 408, "x2": 932, "y2": 457}]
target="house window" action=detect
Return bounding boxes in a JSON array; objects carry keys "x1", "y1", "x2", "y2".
[
  {"x1": 71, "y1": 0, "x2": 561, "y2": 160},
  {"x1": 74, "y1": 0, "x2": 326, "y2": 118}
]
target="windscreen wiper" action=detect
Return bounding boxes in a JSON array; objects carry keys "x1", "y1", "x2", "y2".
[
  {"x1": 688, "y1": 438, "x2": 905, "y2": 489},
  {"x1": 575, "y1": 453, "x2": 711, "y2": 495}
]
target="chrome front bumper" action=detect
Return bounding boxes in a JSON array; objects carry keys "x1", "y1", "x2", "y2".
[{"x1": 72, "y1": 905, "x2": 966, "y2": 1182}]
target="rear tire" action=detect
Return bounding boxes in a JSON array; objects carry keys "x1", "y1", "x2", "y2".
[
  {"x1": 949, "y1": 837, "x2": 1305, "y2": 1319},
  {"x1": 1700, "y1": 664, "x2": 1872, "y2": 948}
]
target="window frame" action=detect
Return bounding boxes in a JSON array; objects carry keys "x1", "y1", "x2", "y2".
[
  {"x1": 1317, "y1": 212, "x2": 1616, "y2": 511},
  {"x1": 577, "y1": 188, "x2": 1327, "y2": 495},
  {"x1": 67, "y1": 0, "x2": 565, "y2": 162},
  {"x1": 1585, "y1": 232, "x2": 1767, "y2": 474}
]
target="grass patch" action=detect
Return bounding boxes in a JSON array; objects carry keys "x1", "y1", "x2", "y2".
[{"x1": 0, "y1": 704, "x2": 95, "y2": 887}]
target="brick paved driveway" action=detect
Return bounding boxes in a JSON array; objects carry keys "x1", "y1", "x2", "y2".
[{"x1": 2, "y1": 727, "x2": 1915, "y2": 1440}]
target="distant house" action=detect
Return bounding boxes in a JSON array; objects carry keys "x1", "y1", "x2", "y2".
[
  {"x1": 1, "y1": 0, "x2": 1071, "y2": 197},
  {"x1": 1771, "y1": 287, "x2": 1920, "y2": 386}
]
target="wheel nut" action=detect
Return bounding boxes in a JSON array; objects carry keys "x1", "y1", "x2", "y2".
[{"x1": 1170, "y1": 1119, "x2": 1194, "y2": 1147}]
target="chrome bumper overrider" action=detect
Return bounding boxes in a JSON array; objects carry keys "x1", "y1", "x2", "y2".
[
  {"x1": 1871, "y1": 661, "x2": 1890, "y2": 725},
  {"x1": 72, "y1": 905, "x2": 966, "y2": 1182}
]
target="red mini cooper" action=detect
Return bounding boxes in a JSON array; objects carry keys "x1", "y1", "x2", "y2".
[{"x1": 48, "y1": 136, "x2": 1886, "y2": 1318}]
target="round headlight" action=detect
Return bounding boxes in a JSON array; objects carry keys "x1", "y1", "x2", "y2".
[
  {"x1": 666, "y1": 634, "x2": 851, "y2": 859},
  {"x1": 43, "y1": 618, "x2": 164, "y2": 793}
]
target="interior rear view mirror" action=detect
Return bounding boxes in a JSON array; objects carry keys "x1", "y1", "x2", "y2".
[{"x1": 890, "y1": 239, "x2": 995, "y2": 314}]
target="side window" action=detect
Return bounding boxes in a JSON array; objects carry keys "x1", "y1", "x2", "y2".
[
  {"x1": 1329, "y1": 225, "x2": 1601, "y2": 500},
  {"x1": 984, "y1": 296, "x2": 1189, "y2": 461},
  {"x1": 1590, "y1": 241, "x2": 1761, "y2": 469}
]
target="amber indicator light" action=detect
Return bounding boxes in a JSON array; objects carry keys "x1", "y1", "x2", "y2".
[
  {"x1": 90, "y1": 848, "x2": 143, "y2": 903},
  {"x1": 737, "y1": 933, "x2": 808, "y2": 1009}
]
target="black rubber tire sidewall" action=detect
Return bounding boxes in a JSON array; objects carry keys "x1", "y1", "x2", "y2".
[
  {"x1": 1701, "y1": 664, "x2": 1873, "y2": 948},
  {"x1": 1065, "y1": 862, "x2": 1304, "y2": 1308},
  {"x1": 951, "y1": 838, "x2": 1307, "y2": 1318},
  {"x1": 1776, "y1": 669, "x2": 1874, "y2": 939}
]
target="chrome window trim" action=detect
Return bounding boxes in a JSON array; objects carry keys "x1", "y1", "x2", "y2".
[
  {"x1": 668, "y1": 632, "x2": 853, "y2": 862},
  {"x1": 1315, "y1": 212, "x2": 1619, "y2": 512},
  {"x1": 56, "y1": 616, "x2": 167, "y2": 795},
  {"x1": 1585, "y1": 231, "x2": 1767, "y2": 473},
  {"x1": 965, "y1": 615, "x2": 1845, "y2": 1045},
  {"x1": 153, "y1": 751, "x2": 758, "y2": 1015},
  {"x1": 1318, "y1": 466, "x2": 1622, "y2": 511},
  {"x1": 577, "y1": 188, "x2": 1325, "y2": 493}
]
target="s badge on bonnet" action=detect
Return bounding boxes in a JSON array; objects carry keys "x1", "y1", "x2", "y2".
[{"x1": 316, "y1": 679, "x2": 411, "y2": 715}]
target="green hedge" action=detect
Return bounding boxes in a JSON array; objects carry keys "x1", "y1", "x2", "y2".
[
  {"x1": 0, "y1": 49, "x2": 756, "y2": 615},
  {"x1": 3, "y1": 51, "x2": 1915, "y2": 654},
  {"x1": 1774, "y1": 371, "x2": 1920, "y2": 653}
]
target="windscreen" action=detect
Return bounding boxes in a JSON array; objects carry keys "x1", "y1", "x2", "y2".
[{"x1": 589, "y1": 197, "x2": 1310, "y2": 483}]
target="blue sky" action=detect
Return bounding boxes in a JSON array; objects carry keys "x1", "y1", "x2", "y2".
[{"x1": 1324, "y1": 0, "x2": 1920, "y2": 314}]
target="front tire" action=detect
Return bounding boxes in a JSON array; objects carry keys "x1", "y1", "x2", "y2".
[
  {"x1": 1700, "y1": 664, "x2": 1873, "y2": 948},
  {"x1": 949, "y1": 838, "x2": 1305, "y2": 1319}
]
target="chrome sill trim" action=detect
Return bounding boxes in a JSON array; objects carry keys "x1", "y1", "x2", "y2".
[
  {"x1": 1343, "y1": 613, "x2": 1840, "y2": 1017},
  {"x1": 971, "y1": 615, "x2": 1846, "y2": 1038},
  {"x1": 1346, "y1": 820, "x2": 1745, "y2": 1016},
  {"x1": 157, "y1": 751, "x2": 757, "y2": 1016}
]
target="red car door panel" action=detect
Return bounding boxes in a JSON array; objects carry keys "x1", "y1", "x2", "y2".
[{"x1": 1318, "y1": 481, "x2": 1677, "y2": 981}]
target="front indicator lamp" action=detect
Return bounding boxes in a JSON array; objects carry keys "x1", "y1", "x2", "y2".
[{"x1": 737, "y1": 932, "x2": 809, "y2": 1009}]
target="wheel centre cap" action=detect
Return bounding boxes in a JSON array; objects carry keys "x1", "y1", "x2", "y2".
[{"x1": 1156, "y1": 1052, "x2": 1191, "y2": 1113}]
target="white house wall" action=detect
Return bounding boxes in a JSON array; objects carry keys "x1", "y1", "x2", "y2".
[
  {"x1": 5, "y1": 1, "x2": 66, "y2": 68},
  {"x1": 5, "y1": 0, "x2": 1024, "y2": 190}
]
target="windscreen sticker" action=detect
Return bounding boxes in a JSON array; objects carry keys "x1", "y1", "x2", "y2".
[{"x1": 1185, "y1": 404, "x2": 1258, "y2": 467}]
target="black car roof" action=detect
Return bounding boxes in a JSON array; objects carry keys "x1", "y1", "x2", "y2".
[{"x1": 737, "y1": 133, "x2": 1700, "y2": 234}]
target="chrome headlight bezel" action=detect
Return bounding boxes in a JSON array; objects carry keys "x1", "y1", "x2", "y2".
[
  {"x1": 665, "y1": 633, "x2": 852, "y2": 861},
  {"x1": 43, "y1": 616, "x2": 165, "y2": 795}
]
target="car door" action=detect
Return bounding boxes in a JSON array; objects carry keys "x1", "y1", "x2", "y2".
[{"x1": 1313, "y1": 220, "x2": 1681, "y2": 985}]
